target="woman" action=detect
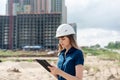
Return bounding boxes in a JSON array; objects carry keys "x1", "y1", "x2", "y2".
[{"x1": 48, "y1": 24, "x2": 84, "y2": 80}]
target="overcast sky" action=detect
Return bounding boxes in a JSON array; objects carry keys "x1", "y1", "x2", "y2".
[
  {"x1": 66, "y1": 0, "x2": 120, "y2": 31},
  {"x1": 0, "y1": 0, "x2": 120, "y2": 47},
  {"x1": 66, "y1": 0, "x2": 120, "y2": 47}
]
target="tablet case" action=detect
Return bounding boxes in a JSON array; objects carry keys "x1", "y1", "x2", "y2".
[{"x1": 36, "y1": 59, "x2": 52, "y2": 72}]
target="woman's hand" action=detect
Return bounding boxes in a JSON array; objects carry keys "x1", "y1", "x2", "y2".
[
  {"x1": 48, "y1": 66, "x2": 60, "y2": 75},
  {"x1": 48, "y1": 65, "x2": 83, "y2": 80}
]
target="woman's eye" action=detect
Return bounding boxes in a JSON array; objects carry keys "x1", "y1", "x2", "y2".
[{"x1": 62, "y1": 38, "x2": 65, "y2": 40}]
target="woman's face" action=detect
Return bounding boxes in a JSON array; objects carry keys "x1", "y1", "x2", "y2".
[{"x1": 58, "y1": 36, "x2": 71, "y2": 48}]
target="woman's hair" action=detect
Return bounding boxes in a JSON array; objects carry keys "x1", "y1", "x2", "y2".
[{"x1": 58, "y1": 34, "x2": 79, "y2": 52}]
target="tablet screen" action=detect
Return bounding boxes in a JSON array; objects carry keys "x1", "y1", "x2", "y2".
[{"x1": 36, "y1": 59, "x2": 52, "y2": 72}]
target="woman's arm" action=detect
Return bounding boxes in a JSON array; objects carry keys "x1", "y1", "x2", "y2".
[
  {"x1": 75, "y1": 65, "x2": 83, "y2": 80},
  {"x1": 48, "y1": 65, "x2": 83, "y2": 80},
  {"x1": 53, "y1": 74, "x2": 58, "y2": 79}
]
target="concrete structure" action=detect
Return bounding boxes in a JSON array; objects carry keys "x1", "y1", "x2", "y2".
[
  {"x1": 0, "y1": 16, "x2": 9, "y2": 49},
  {"x1": 50, "y1": 0, "x2": 67, "y2": 23},
  {"x1": 17, "y1": 13, "x2": 61, "y2": 50},
  {"x1": 0, "y1": 13, "x2": 61, "y2": 50},
  {"x1": 3, "y1": 0, "x2": 67, "y2": 50},
  {"x1": 0, "y1": 15, "x2": 17, "y2": 49},
  {"x1": 6, "y1": 0, "x2": 67, "y2": 23},
  {"x1": 69, "y1": 23, "x2": 77, "y2": 40}
]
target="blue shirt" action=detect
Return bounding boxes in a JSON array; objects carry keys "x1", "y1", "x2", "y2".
[{"x1": 57, "y1": 47, "x2": 84, "y2": 80}]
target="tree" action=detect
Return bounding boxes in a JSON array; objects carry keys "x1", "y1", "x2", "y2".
[
  {"x1": 90, "y1": 44, "x2": 101, "y2": 48},
  {"x1": 115, "y1": 41, "x2": 120, "y2": 49},
  {"x1": 106, "y1": 41, "x2": 120, "y2": 49}
]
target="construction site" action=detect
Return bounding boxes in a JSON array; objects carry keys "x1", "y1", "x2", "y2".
[{"x1": 0, "y1": 0, "x2": 67, "y2": 50}]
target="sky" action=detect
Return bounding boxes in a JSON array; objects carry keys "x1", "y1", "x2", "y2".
[
  {"x1": 66, "y1": 0, "x2": 120, "y2": 47},
  {"x1": 0, "y1": 0, "x2": 120, "y2": 47}
]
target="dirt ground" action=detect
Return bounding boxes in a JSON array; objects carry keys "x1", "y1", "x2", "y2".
[
  {"x1": 0, "y1": 61, "x2": 56, "y2": 80},
  {"x1": 0, "y1": 56, "x2": 120, "y2": 80}
]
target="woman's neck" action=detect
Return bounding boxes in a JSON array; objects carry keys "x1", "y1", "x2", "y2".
[{"x1": 65, "y1": 45, "x2": 72, "y2": 53}]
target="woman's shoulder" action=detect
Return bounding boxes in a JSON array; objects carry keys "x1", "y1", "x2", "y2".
[
  {"x1": 74, "y1": 48, "x2": 84, "y2": 56},
  {"x1": 74, "y1": 48, "x2": 83, "y2": 53}
]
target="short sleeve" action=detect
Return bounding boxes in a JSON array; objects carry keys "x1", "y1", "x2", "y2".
[{"x1": 74, "y1": 50, "x2": 84, "y2": 65}]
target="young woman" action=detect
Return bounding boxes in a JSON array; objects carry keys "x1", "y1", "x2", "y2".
[{"x1": 48, "y1": 24, "x2": 84, "y2": 80}]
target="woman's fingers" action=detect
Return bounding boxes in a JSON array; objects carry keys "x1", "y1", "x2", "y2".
[
  {"x1": 48, "y1": 66, "x2": 54, "y2": 71},
  {"x1": 48, "y1": 66, "x2": 57, "y2": 74}
]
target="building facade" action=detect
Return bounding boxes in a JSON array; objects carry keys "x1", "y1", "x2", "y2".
[
  {"x1": 0, "y1": 16, "x2": 9, "y2": 49},
  {"x1": 3, "y1": 0, "x2": 67, "y2": 50},
  {"x1": 0, "y1": 15, "x2": 17, "y2": 49},
  {"x1": 69, "y1": 23, "x2": 77, "y2": 40},
  {"x1": 6, "y1": 0, "x2": 67, "y2": 23},
  {"x1": 0, "y1": 13, "x2": 61, "y2": 50},
  {"x1": 17, "y1": 13, "x2": 61, "y2": 50}
]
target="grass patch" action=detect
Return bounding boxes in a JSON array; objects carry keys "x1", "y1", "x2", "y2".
[
  {"x1": 0, "y1": 58, "x2": 35, "y2": 62},
  {"x1": 0, "y1": 50, "x2": 49, "y2": 57},
  {"x1": 115, "y1": 62, "x2": 120, "y2": 66},
  {"x1": 27, "y1": 59, "x2": 33, "y2": 62},
  {"x1": 82, "y1": 47, "x2": 120, "y2": 60},
  {"x1": 98, "y1": 52, "x2": 120, "y2": 60}
]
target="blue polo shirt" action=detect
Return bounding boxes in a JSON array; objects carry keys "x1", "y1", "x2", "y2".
[{"x1": 57, "y1": 47, "x2": 84, "y2": 80}]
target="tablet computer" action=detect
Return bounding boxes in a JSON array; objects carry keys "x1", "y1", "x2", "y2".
[{"x1": 36, "y1": 59, "x2": 52, "y2": 72}]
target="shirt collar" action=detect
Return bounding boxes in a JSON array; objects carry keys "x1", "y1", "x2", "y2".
[{"x1": 61, "y1": 47, "x2": 77, "y2": 54}]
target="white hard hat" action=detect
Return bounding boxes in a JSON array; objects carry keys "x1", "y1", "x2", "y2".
[{"x1": 56, "y1": 24, "x2": 75, "y2": 37}]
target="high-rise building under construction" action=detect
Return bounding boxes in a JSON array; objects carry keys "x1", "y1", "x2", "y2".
[
  {"x1": 6, "y1": 0, "x2": 67, "y2": 23},
  {"x1": 0, "y1": 0, "x2": 69, "y2": 50},
  {"x1": 0, "y1": 13, "x2": 61, "y2": 50}
]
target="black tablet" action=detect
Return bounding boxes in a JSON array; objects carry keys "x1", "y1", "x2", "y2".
[{"x1": 36, "y1": 59, "x2": 52, "y2": 72}]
